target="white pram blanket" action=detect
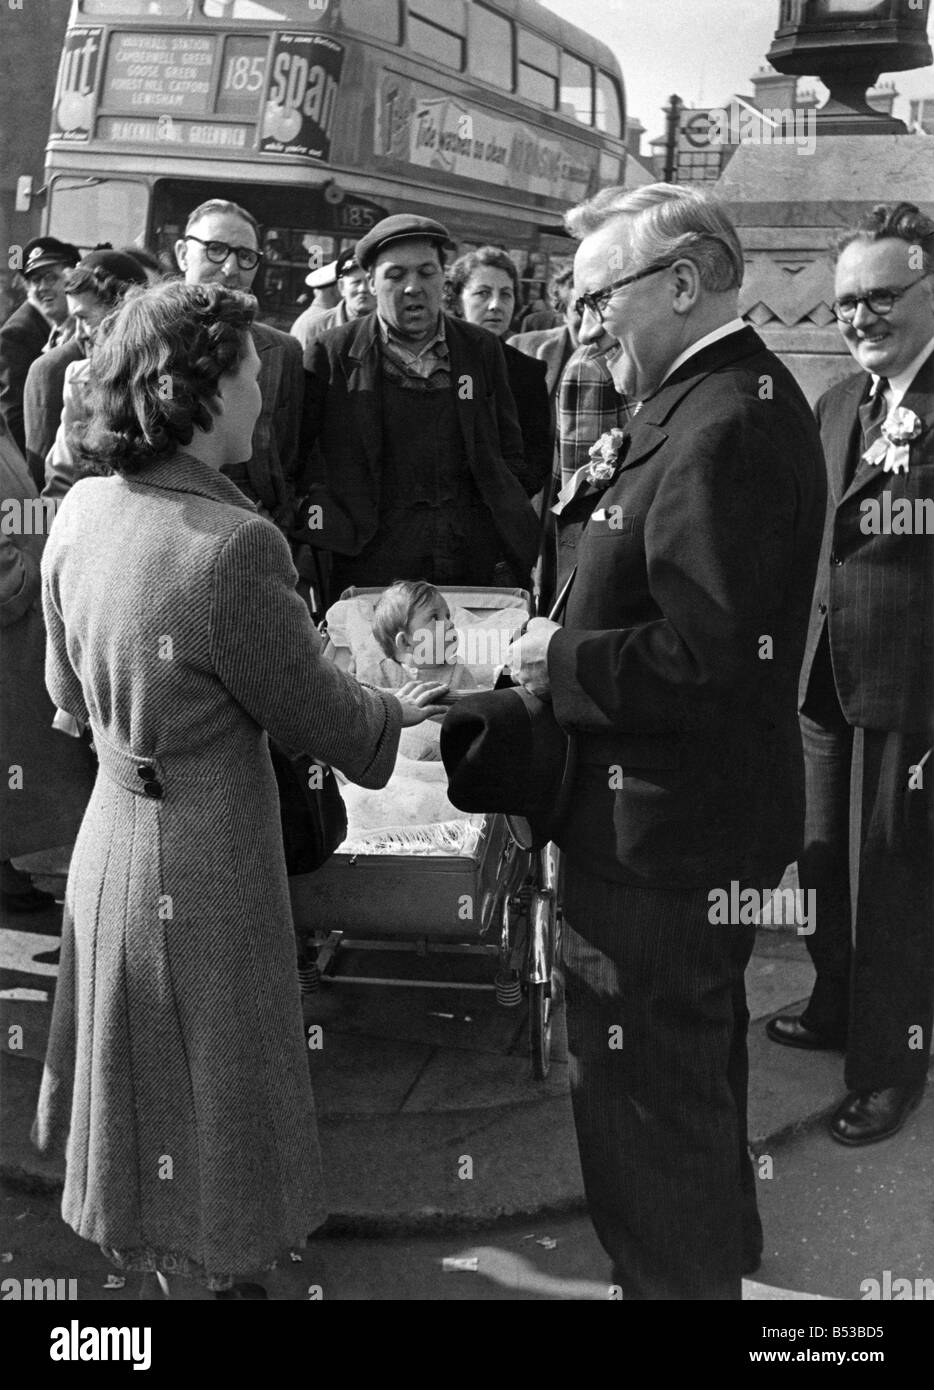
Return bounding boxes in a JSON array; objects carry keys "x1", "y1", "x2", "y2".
[{"x1": 338, "y1": 753, "x2": 483, "y2": 856}]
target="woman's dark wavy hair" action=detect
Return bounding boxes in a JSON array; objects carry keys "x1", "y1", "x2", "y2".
[
  {"x1": 832, "y1": 202, "x2": 934, "y2": 271},
  {"x1": 443, "y1": 245, "x2": 519, "y2": 317},
  {"x1": 62, "y1": 263, "x2": 140, "y2": 310},
  {"x1": 76, "y1": 282, "x2": 256, "y2": 475}
]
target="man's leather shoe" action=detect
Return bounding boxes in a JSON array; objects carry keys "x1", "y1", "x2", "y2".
[
  {"x1": 830, "y1": 1085, "x2": 923, "y2": 1146},
  {"x1": 765, "y1": 1015, "x2": 845, "y2": 1051}
]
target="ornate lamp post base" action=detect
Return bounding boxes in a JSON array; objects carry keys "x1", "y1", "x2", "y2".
[{"x1": 767, "y1": 0, "x2": 931, "y2": 135}]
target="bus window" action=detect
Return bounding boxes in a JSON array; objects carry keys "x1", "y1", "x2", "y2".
[
  {"x1": 599, "y1": 149, "x2": 623, "y2": 186},
  {"x1": 560, "y1": 52, "x2": 593, "y2": 126},
  {"x1": 470, "y1": 4, "x2": 512, "y2": 91},
  {"x1": 407, "y1": 0, "x2": 465, "y2": 71},
  {"x1": 517, "y1": 28, "x2": 557, "y2": 109},
  {"x1": 340, "y1": 0, "x2": 401, "y2": 43},
  {"x1": 202, "y1": 1, "x2": 331, "y2": 18},
  {"x1": 81, "y1": 0, "x2": 189, "y2": 12},
  {"x1": 48, "y1": 179, "x2": 149, "y2": 252},
  {"x1": 595, "y1": 70, "x2": 623, "y2": 137}
]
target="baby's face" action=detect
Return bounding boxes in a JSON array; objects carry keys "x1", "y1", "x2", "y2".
[{"x1": 405, "y1": 594, "x2": 457, "y2": 668}]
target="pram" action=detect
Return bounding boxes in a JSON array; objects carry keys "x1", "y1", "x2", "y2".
[{"x1": 287, "y1": 586, "x2": 562, "y2": 1079}]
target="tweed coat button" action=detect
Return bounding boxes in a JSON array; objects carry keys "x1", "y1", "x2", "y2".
[
  {"x1": 137, "y1": 764, "x2": 156, "y2": 779},
  {"x1": 818, "y1": 602, "x2": 828, "y2": 615},
  {"x1": 830, "y1": 552, "x2": 843, "y2": 566},
  {"x1": 142, "y1": 780, "x2": 163, "y2": 799}
]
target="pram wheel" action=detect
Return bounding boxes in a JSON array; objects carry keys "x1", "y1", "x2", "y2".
[
  {"x1": 527, "y1": 884, "x2": 559, "y2": 1080},
  {"x1": 529, "y1": 980, "x2": 552, "y2": 1080}
]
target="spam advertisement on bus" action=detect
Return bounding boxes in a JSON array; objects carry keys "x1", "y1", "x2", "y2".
[
  {"x1": 49, "y1": 24, "x2": 345, "y2": 163},
  {"x1": 374, "y1": 71, "x2": 594, "y2": 204},
  {"x1": 260, "y1": 32, "x2": 344, "y2": 161}
]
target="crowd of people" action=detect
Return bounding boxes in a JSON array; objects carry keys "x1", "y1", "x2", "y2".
[{"x1": 0, "y1": 183, "x2": 931, "y2": 1300}]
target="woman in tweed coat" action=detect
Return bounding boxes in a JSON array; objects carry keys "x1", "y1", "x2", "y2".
[{"x1": 32, "y1": 282, "x2": 445, "y2": 1297}]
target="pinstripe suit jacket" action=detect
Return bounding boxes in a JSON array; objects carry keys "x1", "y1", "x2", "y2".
[
  {"x1": 549, "y1": 327, "x2": 827, "y2": 885},
  {"x1": 798, "y1": 351, "x2": 934, "y2": 734}
]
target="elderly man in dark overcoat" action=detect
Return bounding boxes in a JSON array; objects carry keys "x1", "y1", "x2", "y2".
[
  {"x1": 506, "y1": 184, "x2": 827, "y2": 1300},
  {"x1": 294, "y1": 215, "x2": 539, "y2": 600},
  {"x1": 768, "y1": 202, "x2": 934, "y2": 1147}
]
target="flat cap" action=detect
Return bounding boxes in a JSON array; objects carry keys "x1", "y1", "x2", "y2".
[
  {"x1": 21, "y1": 237, "x2": 81, "y2": 278},
  {"x1": 355, "y1": 215, "x2": 453, "y2": 270}
]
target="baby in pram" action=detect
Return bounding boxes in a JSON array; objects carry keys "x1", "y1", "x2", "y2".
[
  {"x1": 371, "y1": 580, "x2": 478, "y2": 698},
  {"x1": 333, "y1": 580, "x2": 524, "y2": 850},
  {"x1": 372, "y1": 581, "x2": 478, "y2": 764}
]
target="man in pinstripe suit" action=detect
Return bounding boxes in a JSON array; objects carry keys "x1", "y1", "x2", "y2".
[
  {"x1": 506, "y1": 185, "x2": 826, "y2": 1299},
  {"x1": 768, "y1": 204, "x2": 934, "y2": 1146}
]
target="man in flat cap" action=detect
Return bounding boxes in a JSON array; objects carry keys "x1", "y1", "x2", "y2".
[
  {"x1": 295, "y1": 214, "x2": 539, "y2": 601},
  {"x1": 0, "y1": 237, "x2": 80, "y2": 455}
]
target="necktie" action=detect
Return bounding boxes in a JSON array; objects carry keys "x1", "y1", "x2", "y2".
[
  {"x1": 863, "y1": 378, "x2": 888, "y2": 444},
  {"x1": 848, "y1": 379, "x2": 888, "y2": 488}
]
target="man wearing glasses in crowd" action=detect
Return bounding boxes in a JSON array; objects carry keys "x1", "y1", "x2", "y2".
[
  {"x1": 769, "y1": 203, "x2": 934, "y2": 1150},
  {"x1": 505, "y1": 183, "x2": 826, "y2": 1299},
  {"x1": 175, "y1": 200, "x2": 307, "y2": 533}
]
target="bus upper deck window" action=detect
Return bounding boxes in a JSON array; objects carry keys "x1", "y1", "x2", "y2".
[
  {"x1": 202, "y1": 1, "x2": 333, "y2": 17},
  {"x1": 595, "y1": 70, "x2": 622, "y2": 138},
  {"x1": 340, "y1": 0, "x2": 400, "y2": 42},
  {"x1": 517, "y1": 28, "x2": 558, "y2": 110},
  {"x1": 407, "y1": 0, "x2": 465, "y2": 71},
  {"x1": 82, "y1": 0, "x2": 189, "y2": 13},
  {"x1": 470, "y1": 4, "x2": 513, "y2": 91},
  {"x1": 560, "y1": 52, "x2": 592, "y2": 125}
]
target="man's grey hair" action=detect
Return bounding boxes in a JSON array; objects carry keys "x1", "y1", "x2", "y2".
[
  {"x1": 564, "y1": 185, "x2": 631, "y2": 240},
  {"x1": 184, "y1": 199, "x2": 260, "y2": 240},
  {"x1": 568, "y1": 183, "x2": 745, "y2": 293}
]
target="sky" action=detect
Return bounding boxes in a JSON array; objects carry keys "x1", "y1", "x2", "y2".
[{"x1": 540, "y1": 0, "x2": 934, "y2": 143}]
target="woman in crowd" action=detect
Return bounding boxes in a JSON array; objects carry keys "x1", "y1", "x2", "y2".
[
  {"x1": 24, "y1": 250, "x2": 148, "y2": 486},
  {"x1": 445, "y1": 246, "x2": 552, "y2": 498},
  {"x1": 32, "y1": 280, "x2": 446, "y2": 1299},
  {"x1": 39, "y1": 250, "x2": 148, "y2": 501}
]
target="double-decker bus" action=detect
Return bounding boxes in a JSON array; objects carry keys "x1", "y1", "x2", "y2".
[{"x1": 40, "y1": 0, "x2": 626, "y2": 326}]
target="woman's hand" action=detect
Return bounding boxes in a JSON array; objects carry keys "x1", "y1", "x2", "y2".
[{"x1": 393, "y1": 680, "x2": 452, "y2": 727}]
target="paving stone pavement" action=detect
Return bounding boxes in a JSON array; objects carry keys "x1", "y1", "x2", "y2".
[{"x1": 1, "y1": 855, "x2": 867, "y2": 1231}]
